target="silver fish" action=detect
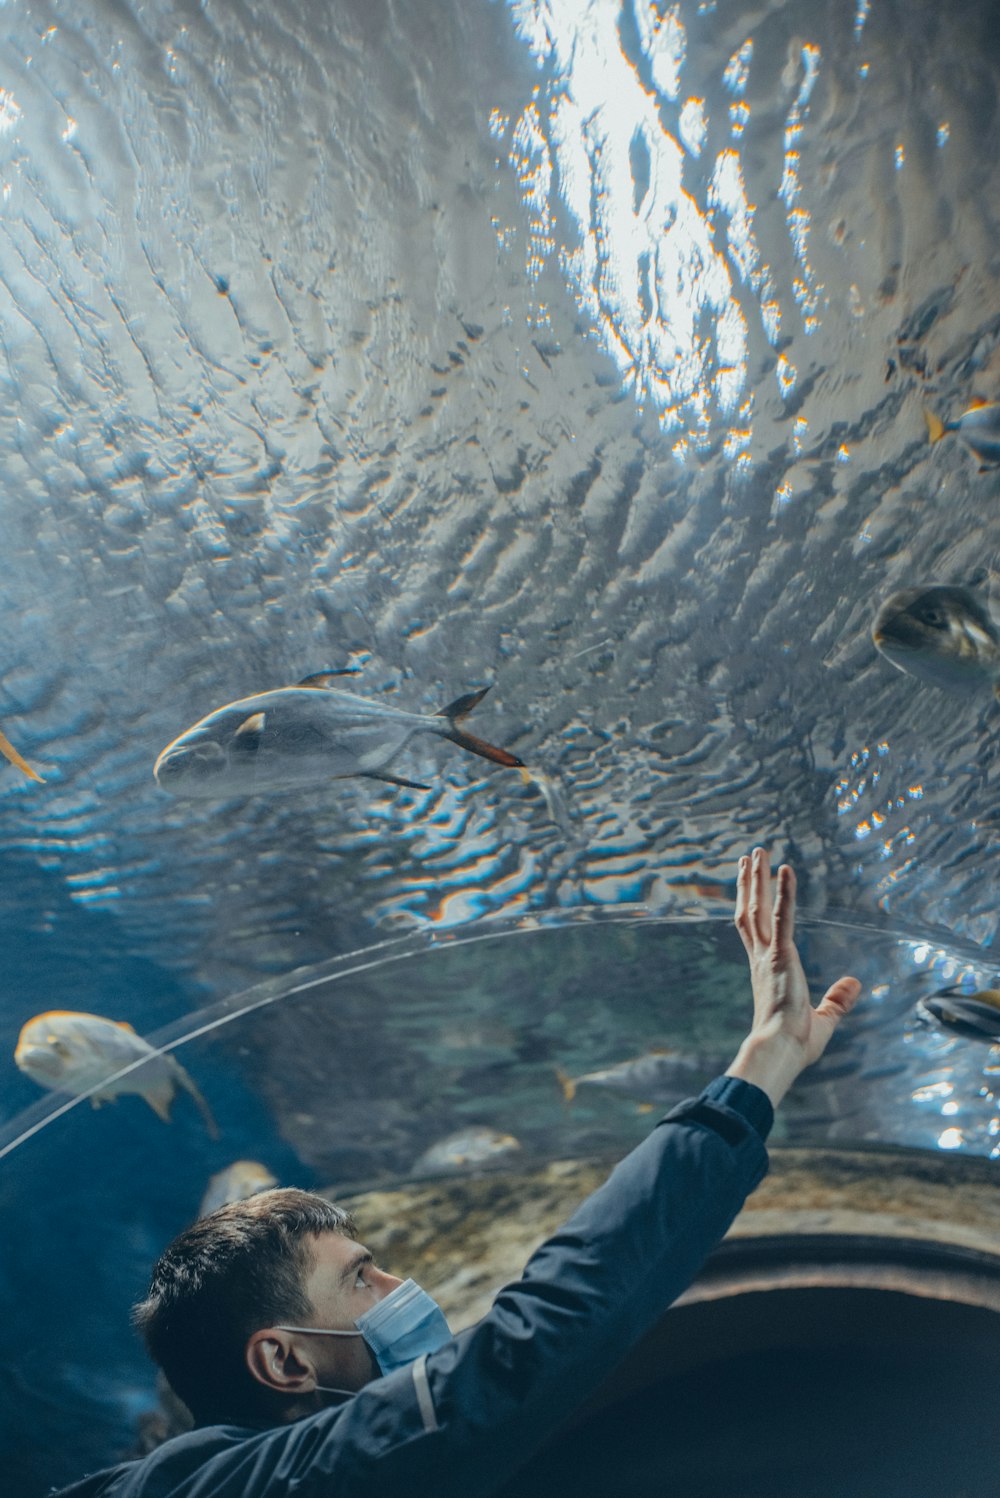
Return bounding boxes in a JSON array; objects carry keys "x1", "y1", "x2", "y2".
[
  {"x1": 14, "y1": 1009, "x2": 219, "y2": 1136},
  {"x1": 154, "y1": 674, "x2": 524, "y2": 798},
  {"x1": 871, "y1": 585, "x2": 1000, "y2": 693},
  {"x1": 925, "y1": 401, "x2": 1000, "y2": 468},
  {"x1": 558, "y1": 1048, "x2": 716, "y2": 1105},
  {"x1": 410, "y1": 1126, "x2": 521, "y2": 1176},
  {"x1": 917, "y1": 986, "x2": 1000, "y2": 1042},
  {"x1": 198, "y1": 1160, "x2": 278, "y2": 1217}
]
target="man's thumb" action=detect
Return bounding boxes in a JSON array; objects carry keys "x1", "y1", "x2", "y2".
[{"x1": 815, "y1": 976, "x2": 863, "y2": 1026}]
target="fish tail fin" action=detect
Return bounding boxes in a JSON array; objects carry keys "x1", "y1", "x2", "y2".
[
  {"x1": 923, "y1": 407, "x2": 946, "y2": 444},
  {"x1": 442, "y1": 726, "x2": 524, "y2": 769},
  {"x1": 555, "y1": 1066, "x2": 577, "y2": 1104},
  {"x1": 435, "y1": 687, "x2": 524, "y2": 769},
  {"x1": 172, "y1": 1060, "x2": 221, "y2": 1139},
  {"x1": 0, "y1": 728, "x2": 44, "y2": 783}
]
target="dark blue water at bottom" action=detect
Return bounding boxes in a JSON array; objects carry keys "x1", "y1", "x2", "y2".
[{"x1": 0, "y1": 859, "x2": 307, "y2": 1496}]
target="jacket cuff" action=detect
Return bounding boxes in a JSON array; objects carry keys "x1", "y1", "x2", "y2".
[{"x1": 700, "y1": 1073, "x2": 774, "y2": 1141}]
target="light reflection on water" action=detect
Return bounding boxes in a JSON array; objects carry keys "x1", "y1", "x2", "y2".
[{"x1": 4, "y1": 0, "x2": 1000, "y2": 1484}]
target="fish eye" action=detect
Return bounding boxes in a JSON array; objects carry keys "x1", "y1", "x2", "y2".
[{"x1": 920, "y1": 607, "x2": 946, "y2": 628}]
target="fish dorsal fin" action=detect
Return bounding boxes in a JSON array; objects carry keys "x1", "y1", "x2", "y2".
[
  {"x1": 232, "y1": 712, "x2": 265, "y2": 753},
  {"x1": 436, "y1": 686, "x2": 490, "y2": 721},
  {"x1": 923, "y1": 407, "x2": 946, "y2": 444},
  {"x1": 114, "y1": 1019, "x2": 138, "y2": 1034},
  {"x1": 296, "y1": 670, "x2": 361, "y2": 690},
  {"x1": 968, "y1": 397, "x2": 991, "y2": 409}
]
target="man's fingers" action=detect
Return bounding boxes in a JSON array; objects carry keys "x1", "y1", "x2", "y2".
[
  {"x1": 734, "y1": 854, "x2": 753, "y2": 954},
  {"x1": 747, "y1": 846, "x2": 773, "y2": 945},
  {"x1": 814, "y1": 975, "x2": 863, "y2": 1026},
  {"x1": 770, "y1": 863, "x2": 796, "y2": 953}
]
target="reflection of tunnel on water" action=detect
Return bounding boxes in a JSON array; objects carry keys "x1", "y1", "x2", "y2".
[{"x1": 507, "y1": 1240, "x2": 1000, "y2": 1498}]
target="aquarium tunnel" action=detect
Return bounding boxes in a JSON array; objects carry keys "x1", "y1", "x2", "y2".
[{"x1": 2, "y1": 0, "x2": 1000, "y2": 1493}]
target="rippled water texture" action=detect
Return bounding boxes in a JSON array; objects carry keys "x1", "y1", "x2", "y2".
[
  {"x1": 2, "y1": 0, "x2": 1000, "y2": 979},
  {"x1": 3, "y1": 0, "x2": 1000, "y2": 1487}
]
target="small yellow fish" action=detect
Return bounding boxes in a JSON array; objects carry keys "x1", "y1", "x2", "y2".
[
  {"x1": 410, "y1": 1126, "x2": 521, "y2": 1176},
  {"x1": 198, "y1": 1160, "x2": 278, "y2": 1218},
  {"x1": 924, "y1": 400, "x2": 1000, "y2": 469},
  {"x1": 14, "y1": 1010, "x2": 218, "y2": 1136},
  {"x1": 0, "y1": 727, "x2": 43, "y2": 783},
  {"x1": 518, "y1": 766, "x2": 571, "y2": 830}
]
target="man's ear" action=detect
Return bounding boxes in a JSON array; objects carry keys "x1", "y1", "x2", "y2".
[{"x1": 246, "y1": 1329, "x2": 317, "y2": 1395}]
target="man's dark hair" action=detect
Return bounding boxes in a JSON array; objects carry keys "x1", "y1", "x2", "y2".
[{"x1": 132, "y1": 1188, "x2": 356, "y2": 1426}]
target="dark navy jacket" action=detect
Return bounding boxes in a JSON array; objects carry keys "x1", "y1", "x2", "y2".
[{"x1": 53, "y1": 1075, "x2": 772, "y2": 1498}]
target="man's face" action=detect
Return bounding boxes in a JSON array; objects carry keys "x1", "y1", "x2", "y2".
[{"x1": 299, "y1": 1232, "x2": 404, "y2": 1391}]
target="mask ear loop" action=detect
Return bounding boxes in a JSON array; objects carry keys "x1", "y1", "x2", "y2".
[
  {"x1": 273, "y1": 1325, "x2": 367, "y2": 1402},
  {"x1": 275, "y1": 1325, "x2": 364, "y2": 1336}
]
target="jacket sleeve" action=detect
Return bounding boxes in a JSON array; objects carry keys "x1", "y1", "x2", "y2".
[{"x1": 219, "y1": 1076, "x2": 771, "y2": 1498}]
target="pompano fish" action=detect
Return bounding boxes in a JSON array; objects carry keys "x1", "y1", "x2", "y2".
[
  {"x1": 557, "y1": 1048, "x2": 716, "y2": 1105},
  {"x1": 0, "y1": 727, "x2": 43, "y2": 783},
  {"x1": 410, "y1": 1126, "x2": 521, "y2": 1176},
  {"x1": 154, "y1": 673, "x2": 524, "y2": 798},
  {"x1": 198, "y1": 1160, "x2": 278, "y2": 1217},
  {"x1": 14, "y1": 1010, "x2": 219, "y2": 1136},
  {"x1": 925, "y1": 401, "x2": 1000, "y2": 468},
  {"x1": 871, "y1": 585, "x2": 1000, "y2": 693},
  {"x1": 917, "y1": 986, "x2": 1000, "y2": 1041}
]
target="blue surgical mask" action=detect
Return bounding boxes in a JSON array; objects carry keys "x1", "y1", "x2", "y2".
[
  {"x1": 354, "y1": 1278, "x2": 451, "y2": 1375},
  {"x1": 278, "y1": 1277, "x2": 451, "y2": 1383}
]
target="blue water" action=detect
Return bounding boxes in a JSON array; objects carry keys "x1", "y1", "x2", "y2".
[{"x1": 3, "y1": 0, "x2": 1000, "y2": 1489}]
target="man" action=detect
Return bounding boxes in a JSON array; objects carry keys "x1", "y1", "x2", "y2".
[{"x1": 55, "y1": 850, "x2": 862, "y2": 1497}]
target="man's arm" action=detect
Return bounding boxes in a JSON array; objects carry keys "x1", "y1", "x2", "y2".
[{"x1": 212, "y1": 849, "x2": 861, "y2": 1498}]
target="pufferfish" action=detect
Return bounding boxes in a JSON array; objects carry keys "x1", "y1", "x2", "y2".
[
  {"x1": 14, "y1": 1010, "x2": 219, "y2": 1136},
  {"x1": 154, "y1": 674, "x2": 524, "y2": 797},
  {"x1": 871, "y1": 585, "x2": 1000, "y2": 694}
]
